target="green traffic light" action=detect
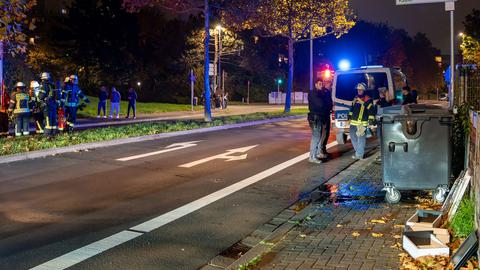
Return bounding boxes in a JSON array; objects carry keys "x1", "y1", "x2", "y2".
[{"x1": 277, "y1": 79, "x2": 283, "y2": 84}]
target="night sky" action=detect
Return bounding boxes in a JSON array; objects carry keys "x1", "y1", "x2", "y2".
[{"x1": 350, "y1": 0, "x2": 479, "y2": 54}]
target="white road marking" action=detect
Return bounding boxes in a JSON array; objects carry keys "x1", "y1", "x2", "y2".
[
  {"x1": 30, "y1": 230, "x2": 142, "y2": 270},
  {"x1": 30, "y1": 141, "x2": 338, "y2": 270},
  {"x1": 116, "y1": 141, "x2": 201, "y2": 161},
  {"x1": 178, "y1": 145, "x2": 259, "y2": 168}
]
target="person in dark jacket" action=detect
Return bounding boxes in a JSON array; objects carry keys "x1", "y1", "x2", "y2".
[
  {"x1": 348, "y1": 83, "x2": 375, "y2": 159},
  {"x1": 375, "y1": 87, "x2": 392, "y2": 139},
  {"x1": 109, "y1": 87, "x2": 121, "y2": 119},
  {"x1": 97, "y1": 86, "x2": 108, "y2": 118},
  {"x1": 402, "y1": 86, "x2": 416, "y2": 105},
  {"x1": 126, "y1": 87, "x2": 137, "y2": 119},
  {"x1": 308, "y1": 79, "x2": 333, "y2": 163}
]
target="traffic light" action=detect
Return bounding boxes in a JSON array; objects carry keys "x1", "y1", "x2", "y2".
[{"x1": 277, "y1": 78, "x2": 283, "y2": 84}]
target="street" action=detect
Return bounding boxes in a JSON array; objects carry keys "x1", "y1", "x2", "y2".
[{"x1": 0, "y1": 118, "x2": 364, "y2": 270}]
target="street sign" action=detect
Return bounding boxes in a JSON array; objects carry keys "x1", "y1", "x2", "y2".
[
  {"x1": 396, "y1": 0, "x2": 455, "y2": 4},
  {"x1": 209, "y1": 63, "x2": 216, "y2": 76},
  {"x1": 116, "y1": 141, "x2": 201, "y2": 161},
  {"x1": 179, "y1": 145, "x2": 258, "y2": 168}
]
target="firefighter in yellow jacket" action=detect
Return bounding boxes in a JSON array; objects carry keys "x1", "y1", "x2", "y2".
[
  {"x1": 348, "y1": 83, "x2": 375, "y2": 159},
  {"x1": 8, "y1": 82, "x2": 32, "y2": 136}
]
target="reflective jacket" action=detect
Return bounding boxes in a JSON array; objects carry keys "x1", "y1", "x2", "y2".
[
  {"x1": 8, "y1": 91, "x2": 31, "y2": 114},
  {"x1": 62, "y1": 83, "x2": 89, "y2": 107},
  {"x1": 348, "y1": 95, "x2": 375, "y2": 127},
  {"x1": 38, "y1": 81, "x2": 60, "y2": 108}
]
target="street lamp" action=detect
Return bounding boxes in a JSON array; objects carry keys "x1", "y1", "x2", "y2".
[
  {"x1": 137, "y1": 81, "x2": 142, "y2": 92},
  {"x1": 458, "y1": 32, "x2": 464, "y2": 37},
  {"x1": 215, "y1": 25, "x2": 224, "y2": 97}
]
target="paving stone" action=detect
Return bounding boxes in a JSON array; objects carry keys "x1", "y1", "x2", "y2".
[{"x1": 227, "y1": 154, "x2": 422, "y2": 270}]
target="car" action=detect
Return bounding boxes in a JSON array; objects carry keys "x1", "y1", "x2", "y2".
[
  {"x1": 439, "y1": 94, "x2": 449, "y2": 101},
  {"x1": 331, "y1": 65, "x2": 407, "y2": 144}
]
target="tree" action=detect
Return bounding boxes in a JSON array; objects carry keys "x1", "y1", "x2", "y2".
[
  {"x1": 123, "y1": 0, "x2": 214, "y2": 121},
  {"x1": 464, "y1": 9, "x2": 480, "y2": 40},
  {"x1": 461, "y1": 9, "x2": 480, "y2": 65},
  {"x1": 225, "y1": 0, "x2": 354, "y2": 112},
  {"x1": 0, "y1": 0, "x2": 37, "y2": 55},
  {"x1": 460, "y1": 35, "x2": 480, "y2": 65}
]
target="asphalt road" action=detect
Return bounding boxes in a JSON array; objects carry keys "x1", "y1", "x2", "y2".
[{"x1": 0, "y1": 118, "x2": 364, "y2": 270}]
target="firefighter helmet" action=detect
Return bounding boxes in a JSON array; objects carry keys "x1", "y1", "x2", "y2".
[
  {"x1": 69, "y1": 75, "x2": 78, "y2": 84},
  {"x1": 41, "y1": 72, "x2": 51, "y2": 80},
  {"x1": 356, "y1": 83, "x2": 367, "y2": 91},
  {"x1": 15, "y1": 82, "x2": 26, "y2": 88},
  {"x1": 64, "y1": 77, "x2": 70, "y2": 83},
  {"x1": 30, "y1": 81, "x2": 40, "y2": 89}
]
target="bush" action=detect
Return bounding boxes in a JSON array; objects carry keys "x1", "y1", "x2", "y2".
[{"x1": 449, "y1": 196, "x2": 475, "y2": 238}]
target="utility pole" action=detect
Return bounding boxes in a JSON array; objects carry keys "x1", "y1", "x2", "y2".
[
  {"x1": 213, "y1": 29, "x2": 218, "y2": 95},
  {"x1": 0, "y1": 41, "x2": 3, "y2": 111},
  {"x1": 309, "y1": 25, "x2": 313, "y2": 92},
  {"x1": 447, "y1": 1, "x2": 455, "y2": 108},
  {"x1": 217, "y1": 26, "x2": 223, "y2": 97},
  {"x1": 247, "y1": 80, "x2": 250, "y2": 104},
  {"x1": 222, "y1": 70, "x2": 225, "y2": 96},
  {"x1": 395, "y1": 0, "x2": 456, "y2": 108},
  {"x1": 190, "y1": 69, "x2": 195, "y2": 112}
]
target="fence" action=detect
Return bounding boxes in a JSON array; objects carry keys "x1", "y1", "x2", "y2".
[
  {"x1": 456, "y1": 67, "x2": 480, "y2": 110},
  {"x1": 467, "y1": 110, "x2": 480, "y2": 257}
]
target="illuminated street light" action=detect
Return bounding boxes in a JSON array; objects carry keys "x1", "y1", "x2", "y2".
[
  {"x1": 137, "y1": 82, "x2": 141, "y2": 86},
  {"x1": 458, "y1": 32, "x2": 464, "y2": 37},
  {"x1": 215, "y1": 25, "x2": 222, "y2": 31}
]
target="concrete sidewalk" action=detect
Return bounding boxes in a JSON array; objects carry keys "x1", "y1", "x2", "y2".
[
  {"x1": 77, "y1": 105, "x2": 307, "y2": 130},
  {"x1": 204, "y1": 151, "x2": 424, "y2": 270}
]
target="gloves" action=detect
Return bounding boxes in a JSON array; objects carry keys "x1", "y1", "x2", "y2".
[{"x1": 356, "y1": 125, "x2": 366, "y2": 137}]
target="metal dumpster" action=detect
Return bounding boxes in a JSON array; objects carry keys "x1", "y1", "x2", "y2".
[{"x1": 379, "y1": 104, "x2": 454, "y2": 203}]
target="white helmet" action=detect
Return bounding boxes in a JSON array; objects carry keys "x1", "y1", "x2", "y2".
[
  {"x1": 356, "y1": 83, "x2": 367, "y2": 91},
  {"x1": 30, "y1": 81, "x2": 40, "y2": 89},
  {"x1": 69, "y1": 75, "x2": 78, "y2": 84},
  {"x1": 41, "y1": 72, "x2": 51, "y2": 80},
  {"x1": 16, "y1": 82, "x2": 26, "y2": 88}
]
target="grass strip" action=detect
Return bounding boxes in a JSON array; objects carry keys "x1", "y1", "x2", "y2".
[
  {"x1": 79, "y1": 96, "x2": 202, "y2": 118},
  {"x1": 0, "y1": 109, "x2": 307, "y2": 156}
]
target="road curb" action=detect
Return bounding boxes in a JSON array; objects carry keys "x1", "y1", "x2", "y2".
[
  {"x1": 209, "y1": 148, "x2": 380, "y2": 270},
  {"x1": 0, "y1": 116, "x2": 304, "y2": 164}
]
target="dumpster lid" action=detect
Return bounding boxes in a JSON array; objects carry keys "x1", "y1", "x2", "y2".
[
  {"x1": 402, "y1": 104, "x2": 452, "y2": 117},
  {"x1": 380, "y1": 104, "x2": 453, "y2": 122}
]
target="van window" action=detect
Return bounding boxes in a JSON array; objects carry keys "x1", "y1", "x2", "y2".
[
  {"x1": 335, "y1": 72, "x2": 388, "y2": 101},
  {"x1": 392, "y1": 71, "x2": 406, "y2": 100}
]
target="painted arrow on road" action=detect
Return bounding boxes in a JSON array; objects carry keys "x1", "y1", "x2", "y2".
[
  {"x1": 116, "y1": 141, "x2": 201, "y2": 162},
  {"x1": 179, "y1": 145, "x2": 259, "y2": 168}
]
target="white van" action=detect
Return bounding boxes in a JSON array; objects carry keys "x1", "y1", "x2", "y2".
[{"x1": 331, "y1": 66, "x2": 407, "y2": 144}]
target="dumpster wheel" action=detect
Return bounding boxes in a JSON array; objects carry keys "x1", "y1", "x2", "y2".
[
  {"x1": 432, "y1": 186, "x2": 448, "y2": 203},
  {"x1": 384, "y1": 188, "x2": 401, "y2": 204}
]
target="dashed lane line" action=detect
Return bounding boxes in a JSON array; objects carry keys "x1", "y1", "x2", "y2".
[{"x1": 30, "y1": 141, "x2": 338, "y2": 270}]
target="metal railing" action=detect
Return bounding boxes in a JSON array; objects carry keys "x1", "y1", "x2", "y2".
[{"x1": 456, "y1": 67, "x2": 480, "y2": 110}]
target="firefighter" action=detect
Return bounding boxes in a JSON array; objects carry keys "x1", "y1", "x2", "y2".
[
  {"x1": 38, "y1": 72, "x2": 60, "y2": 136},
  {"x1": 62, "y1": 75, "x2": 89, "y2": 132},
  {"x1": 348, "y1": 83, "x2": 375, "y2": 160},
  {"x1": 0, "y1": 85, "x2": 10, "y2": 135},
  {"x1": 8, "y1": 82, "x2": 32, "y2": 136},
  {"x1": 29, "y1": 80, "x2": 45, "y2": 134}
]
